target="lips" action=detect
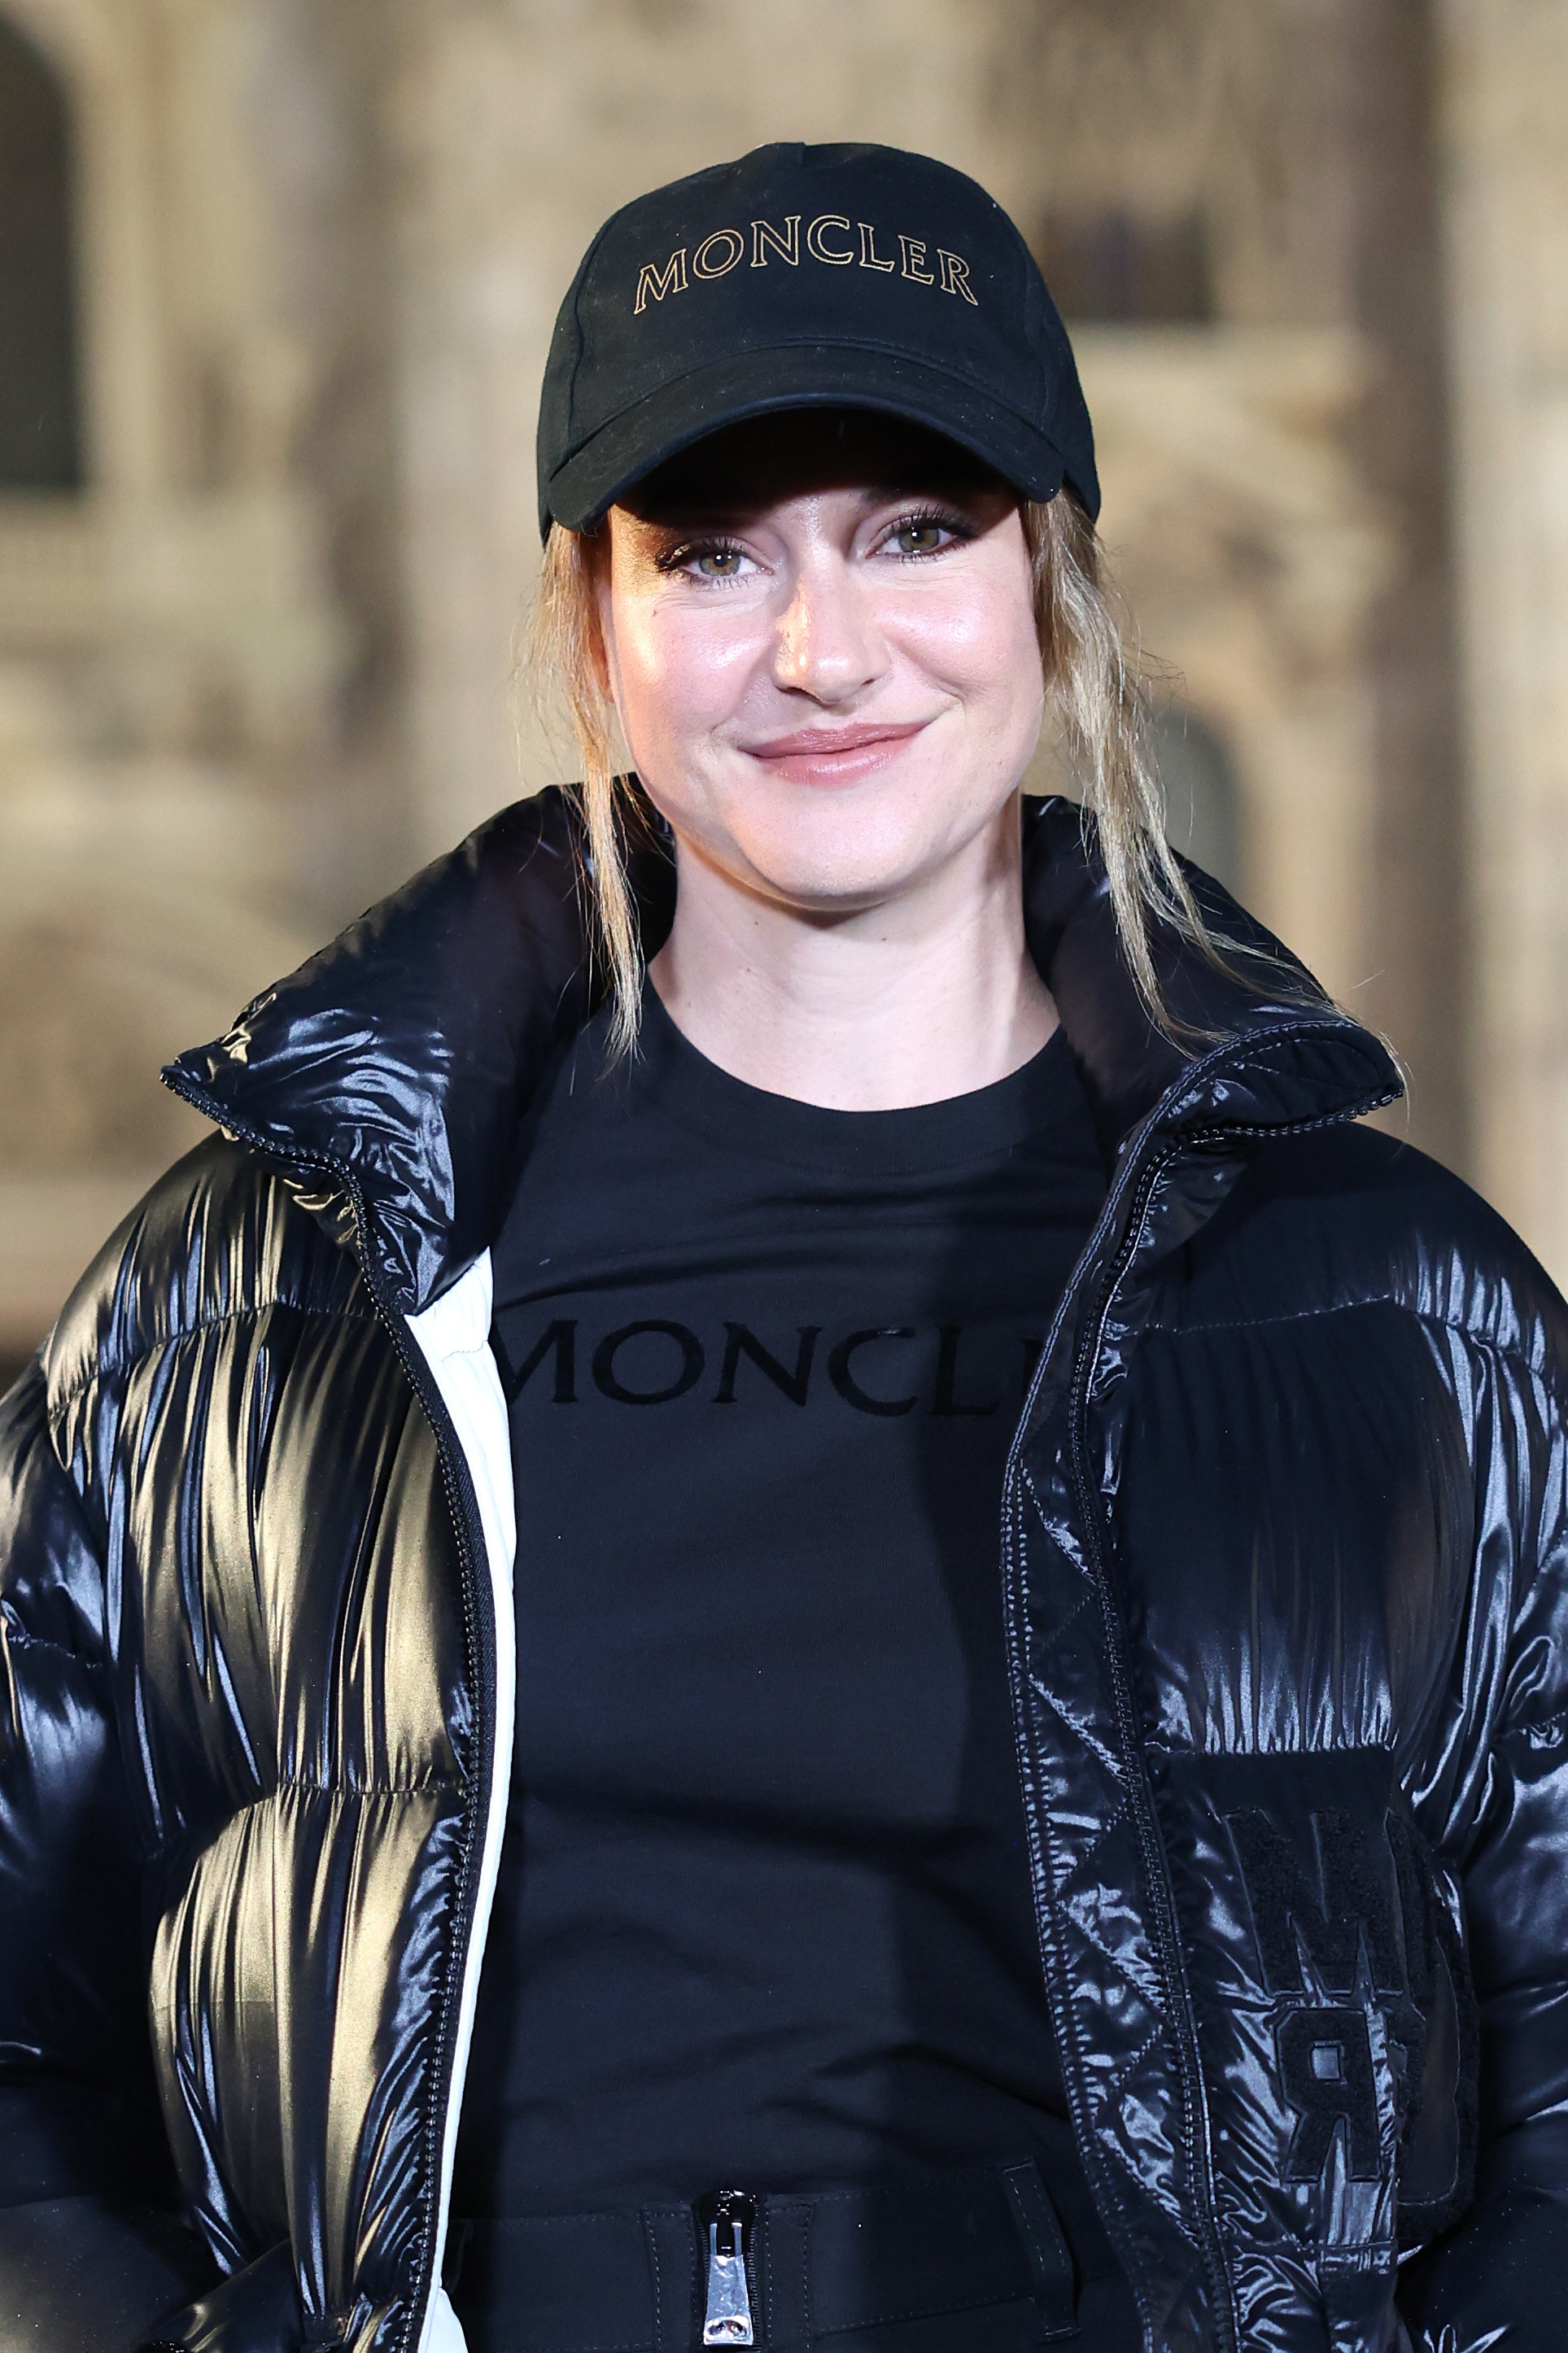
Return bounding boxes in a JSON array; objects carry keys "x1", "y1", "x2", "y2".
[{"x1": 740, "y1": 718, "x2": 933, "y2": 786}]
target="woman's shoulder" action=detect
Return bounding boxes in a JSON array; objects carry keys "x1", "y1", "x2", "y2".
[
  {"x1": 1189, "y1": 1118, "x2": 1568, "y2": 1382},
  {"x1": 41, "y1": 1132, "x2": 370, "y2": 1414}
]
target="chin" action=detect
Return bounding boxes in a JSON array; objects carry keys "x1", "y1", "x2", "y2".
[
  {"x1": 712, "y1": 796, "x2": 919, "y2": 897},
  {"x1": 723, "y1": 769, "x2": 1023, "y2": 912}
]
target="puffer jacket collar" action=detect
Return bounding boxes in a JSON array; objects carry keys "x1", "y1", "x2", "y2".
[{"x1": 164, "y1": 787, "x2": 1401, "y2": 1317}]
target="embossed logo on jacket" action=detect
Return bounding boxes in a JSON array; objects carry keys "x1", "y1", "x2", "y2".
[{"x1": 1227, "y1": 1805, "x2": 1471, "y2": 2211}]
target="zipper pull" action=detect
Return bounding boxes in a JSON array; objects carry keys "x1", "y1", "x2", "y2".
[{"x1": 699, "y1": 2189, "x2": 756, "y2": 2346}]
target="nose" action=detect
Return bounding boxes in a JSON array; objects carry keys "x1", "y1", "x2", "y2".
[{"x1": 771, "y1": 550, "x2": 886, "y2": 705}]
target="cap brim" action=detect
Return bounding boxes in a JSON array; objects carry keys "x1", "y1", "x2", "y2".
[{"x1": 541, "y1": 343, "x2": 1072, "y2": 536}]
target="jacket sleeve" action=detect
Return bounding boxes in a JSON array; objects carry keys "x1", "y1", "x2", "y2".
[
  {"x1": 1400, "y1": 1338, "x2": 1568, "y2": 2353},
  {"x1": 0, "y1": 1355, "x2": 216, "y2": 2352}
]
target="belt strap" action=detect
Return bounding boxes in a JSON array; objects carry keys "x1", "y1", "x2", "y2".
[
  {"x1": 449, "y1": 2160, "x2": 1079, "y2": 2351},
  {"x1": 1002, "y1": 2162, "x2": 1077, "y2": 2334}
]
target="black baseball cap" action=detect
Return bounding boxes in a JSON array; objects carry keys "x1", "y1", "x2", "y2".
[{"x1": 536, "y1": 141, "x2": 1098, "y2": 539}]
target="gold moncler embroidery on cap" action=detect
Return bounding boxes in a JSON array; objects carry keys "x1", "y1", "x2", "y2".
[{"x1": 633, "y1": 217, "x2": 979, "y2": 312}]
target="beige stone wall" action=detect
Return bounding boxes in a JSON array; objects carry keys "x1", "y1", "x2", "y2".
[
  {"x1": 1072, "y1": 326, "x2": 1394, "y2": 1005},
  {"x1": 1439, "y1": 0, "x2": 1568, "y2": 1278},
  {"x1": 0, "y1": 0, "x2": 347, "y2": 1341},
  {"x1": 0, "y1": 0, "x2": 408, "y2": 1349}
]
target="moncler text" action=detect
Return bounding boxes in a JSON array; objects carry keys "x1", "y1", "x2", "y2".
[{"x1": 634, "y1": 214, "x2": 979, "y2": 314}]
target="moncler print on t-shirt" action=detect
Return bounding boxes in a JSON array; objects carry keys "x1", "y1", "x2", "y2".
[{"x1": 462, "y1": 981, "x2": 1108, "y2": 2236}]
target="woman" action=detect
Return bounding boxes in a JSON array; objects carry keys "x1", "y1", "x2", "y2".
[{"x1": 0, "y1": 141, "x2": 1561, "y2": 2353}]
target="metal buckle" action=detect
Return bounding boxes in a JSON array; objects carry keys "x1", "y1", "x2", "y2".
[{"x1": 697, "y1": 2189, "x2": 756, "y2": 2346}]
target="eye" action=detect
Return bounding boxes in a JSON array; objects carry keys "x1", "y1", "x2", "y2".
[
  {"x1": 654, "y1": 536, "x2": 758, "y2": 583},
  {"x1": 692, "y1": 547, "x2": 747, "y2": 579},
  {"x1": 880, "y1": 509, "x2": 969, "y2": 560}
]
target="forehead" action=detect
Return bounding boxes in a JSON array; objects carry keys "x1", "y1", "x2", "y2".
[{"x1": 618, "y1": 408, "x2": 1009, "y2": 520}]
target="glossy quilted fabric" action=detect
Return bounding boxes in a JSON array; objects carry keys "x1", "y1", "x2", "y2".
[{"x1": 1, "y1": 791, "x2": 1564, "y2": 2352}]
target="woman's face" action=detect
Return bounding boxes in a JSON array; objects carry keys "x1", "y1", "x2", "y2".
[{"x1": 594, "y1": 413, "x2": 1044, "y2": 916}]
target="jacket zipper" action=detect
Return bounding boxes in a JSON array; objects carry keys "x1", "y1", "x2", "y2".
[
  {"x1": 1064, "y1": 1138, "x2": 1238, "y2": 2353},
  {"x1": 999, "y1": 1137, "x2": 1234, "y2": 2353},
  {"x1": 1001, "y1": 1041, "x2": 1397, "y2": 2353},
  {"x1": 164, "y1": 1085, "x2": 496, "y2": 2353}
]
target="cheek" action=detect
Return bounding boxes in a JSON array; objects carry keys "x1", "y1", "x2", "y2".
[
  {"x1": 892, "y1": 573, "x2": 1042, "y2": 719},
  {"x1": 609, "y1": 595, "x2": 762, "y2": 754}
]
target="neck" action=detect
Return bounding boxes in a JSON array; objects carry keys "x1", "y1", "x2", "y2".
[{"x1": 646, "y1": 800, "x2": 1058, "y2": 1110}]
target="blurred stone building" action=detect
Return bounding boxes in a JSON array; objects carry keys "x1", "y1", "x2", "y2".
[{"x1": 0, "y1": 0, "x2": 1564, "y2": 1373}]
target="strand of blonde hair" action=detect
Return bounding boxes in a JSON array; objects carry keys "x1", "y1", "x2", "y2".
[
  {"x1": 530, "y1": 523, "x2": 644, "y2": 1062},
  {"x1": 1024, "y1": 491, "x2": 1216, "y2": 1019}
]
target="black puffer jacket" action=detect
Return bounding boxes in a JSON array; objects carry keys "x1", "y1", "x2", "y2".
[{"x1": 2, "y1": 791, "x2": 1565, "y2": 2353}]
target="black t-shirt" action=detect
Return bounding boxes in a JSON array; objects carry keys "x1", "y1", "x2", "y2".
[{"x1": 457, "y1": 985, "x2": 1111, "y2": 2248}]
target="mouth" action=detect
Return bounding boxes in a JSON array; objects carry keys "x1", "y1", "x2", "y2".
[{"x1": 740, "y1": 718, "x2": 934, "y2": 786}]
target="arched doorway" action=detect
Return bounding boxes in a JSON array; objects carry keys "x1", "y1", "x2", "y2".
[{"x1": 0, "y1": 11, "x2": 81, "y2": 487}]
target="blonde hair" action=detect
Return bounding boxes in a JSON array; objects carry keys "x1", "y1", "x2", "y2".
[{"x1": 531, "y1": 487, "x2": 1218, "y2": 1059}]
